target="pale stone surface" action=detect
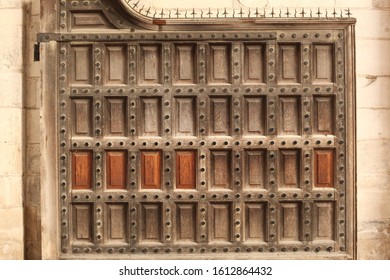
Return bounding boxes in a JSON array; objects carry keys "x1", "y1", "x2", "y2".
[
  {"x1": 26, "y1": 109, "x2": 41, "y2": 144},
  {"x1": 335, "y1": 0, "x2": 372, "y2": 8},
  {"x1": 0, "y1": 176, "x2": 23, "y2": 207},
  {"x1": 25, "y1": 76, "x2": 41, "y2": 109},
  {"x1": 357, "y1": 237, "x2": 390, "y2": 260},
  {"x1": 0, "y1": 243, "x2": 24, "y2": 260},
  {"x1": 354, "y1": 9, "x2": 390, "y2": 39},
  {"x1": 357, "y1": 139, "x2": 390, "y2": 175},
  {"x1": 0, "y1": 143, "x2": 22, "y2": 175},
  {"x1": 357, "y1": 77, "x2": 390, "y2": 109},
  {"x1": 356, "y1": 39, "x2": 390, "y2": 76},
  {"x1": 372, "y1": 0, "x2": 390, "y2": 9},
  {"x1": 0, "y1": 207, "x2": 23, "y2": 242},
  {"x1": 0, "y1": 108, "x2": 22, "y2": 144},
  {"x1": 0, "y1": 0, "x2": 23, "y2": 8},
  {"x1": 26, "y1": 144, "x2": 40, "y2": 175},
  {"x1": 357, "y1": 109, "x2": 390, "y2": 140},
  {"x1": 267, "y1": 0, "x2": 337, "y2": 8},
  {"x1": 358, "y1": 189, "x2": 390, "y2": 220},
  {"x1": 0, "y1": 72, "x2": 23, "y2": 108}
]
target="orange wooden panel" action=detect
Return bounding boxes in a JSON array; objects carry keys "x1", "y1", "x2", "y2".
[
  {"x1": 106, "y1": 151, "x2": 127, "y2": 189},
  {"x1": 314, "y1": 150, "x2": 334, "y2": 187},
  {"x1": 141, "y1": 151, "x2": 161, "y2": 189},
  {"x1": 176, "y1": 151, "x2": 196, "y2": 189},
  {"x1": 72, "y1": 151, "x2": 92, "y2": 190}
]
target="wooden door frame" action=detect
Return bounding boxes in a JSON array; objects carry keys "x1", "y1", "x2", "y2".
[{"x1": 39, "y1": 0, "x2": 356, "y2": 259}]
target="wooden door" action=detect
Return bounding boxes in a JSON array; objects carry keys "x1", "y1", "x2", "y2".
[{"x1": 53, "y1": 2, "x2": 355, "y2": 258}]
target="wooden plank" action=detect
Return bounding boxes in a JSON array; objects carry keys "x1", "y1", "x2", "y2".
[
  {"x1": 210, "y1": 97, "x2": 231, "y2": 136},
  {"x1": 174, "y1": 44, "x2": 196, "y2": 84},
  {"x1": 104, "y1": 97, "x2": 127, "y2": 136},
  {"x1": 280, "y1": 149, "x2": 300, "y2": 188},
  {"x1": 176, "y1": 151, "x2": 196, "y2": 189},
  {"x1": 209, "y1": 203, "x2": 232, "y2": 243},
  {"x1": 104, "y1": 45, "x2": 127, "y2": 84},
  {"x1": 243, "y1": 44, "x2": 265, "y2": 84},
  {"x1": 313, "y1": 44, "x2": 334, "y2": 84},
  {"x1": 244, "y1": 150, "x2": 266, "y2": 189},
  {"x1": 208, "y1": 44, "x2": 231, "y2": 84},
  {"x1": 141, "y1": 151, "x2": 161, "y2": 189},
  {"x1": 72, "y1": 151, "x2": 92, "y2": 190},
  {"x1": 105, "y1": 203, "x2": 127, "y2": 242},
  {"x1": 106, "y1": 151, "x2": 127, "y2": 189},
  {"x1": 279, "y1": 96, "x2": 301, "y2": 135},
  {"x1": 313, "y1": 202, "x2": 335, "y2": 241},
  {"x1": 139, "y1": 45, "x2": 161, "y2": 85},
  {"x1": 243, "y1": 96, "x2": 266, "y2": 136},
  {"x1": 278, "y1": 44, "x2": 301, "y2": 84},
  {"x1": 72, "y1": 204, "x2": 93, "y2": 242},
  {"x1": 71, "y1": 45, "x2": 92, "y2": 85},
  {"x1": 244, "y1": 203, "x2": 266, "y2": 242},
  {"x1": 140, "y1": 203, "x2": 162, "y2": 243},
  {"x1": 210, "y1": 150, "x2": 231, "y2": 189},
  {"x1": 175, "y1": 97, "x2": 196, "y2": 137},
  {"x1": 279, "y1": 202, "x2": 301, "y2": 241},
  {"x1": 314, "y1": 150, "x2": 334, "y2": 187},
  {"x1": 313, "y1": 96, "x2": 334, "y2": 135},
  {"x1": 72, "y1": 98, "x2": 92, "y2": 137},
  {"x1": 140, "y1": 97, "x2": 162, "y2": 137},
  {"x1": 175, "y1": 203, "x2": 197, "y2": 243}
]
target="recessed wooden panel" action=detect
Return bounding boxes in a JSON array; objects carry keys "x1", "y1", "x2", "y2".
[
  {"x1": 70, "y1": 11, "x2": 115, "y2": 29},
  {"x1": 175, "y1": 97, "x2": 196, "y2": 137},
  {"x1": 72, "y1": 98, "x2": 92, "y2": 137},
  {"x1": 104, "y1": 97, "x2": 127, "y2": 136},
  {"x1": 244, "y1": 150, "x2": 266, "y2": 189},
  {"x1": 208, "y1": 45, "x2": 231, "y2": 84},
  {"x1": 175, "y1": 203, "x2": 197, "y2": 243},
  {"x1": 104, "y1": 45, "x2": 127, "y2": 85},
  {"x1": 72, "y1": 151, "x2": 92, "y2": 190},
  {"x1": 174, "y1": 44, "x2": 196, "y2": 84},
  {"x1": 313, "y1": 202, "x2": 335, "y2": 241},
  {"x1": 209, "y1": 203, "x2": 232, "y2": 243},
  {"x1": 243, "y1": 44, "x2": 265, "y2": 84},
  {"x1": 72, "y1": 204, "x2": 93, "y2": 243},
  {"x1": 243, "y1": 96, "x2": 266, "y2": 136},
  {"x1": 139, "y1": 45, "x2": 161, "y2": 85},
  {"x1": 176, "y1": 151, "x2": 196, "y2": 189},
  {"x1": 210, "y1": 150, "x2": 231, "y2": 189},
  {"x1": 313, "y1": 44, "x2": 334, "y2": 84},
  {"x1": 141, "y1": 151, "x2": 161, "y2": 189},
  {"x1": 278, "y1": 44, "x2": 301, "y2": 84},
  {"x1": 313, "y1": 96, "x2": 334, "y2": 135},
  {"x1": 140, "y1": 203, "x2": 162, "y2": 243},
  {"x1": 244, "y1": 203, "x2": 266, "y2": 242},
  {"x1": 314, "y1": 150, "x2": 334, "y2": 188},
  {"x1": 280, "y1": 150, "x2": 300, "y2": 188},
  {"x1": 140, "y1": 97, "x2": 161, "y2": 137},
  {"x1": 71, "y1": 45, "x2": 92, "y2": 85},
  {"x1": 105, "y1": 203, "x2": 128, "y2": 243},
  {"x1": 279, "y1": 96, "x2": 301, "y2": 135},
  {"x1": 210, "y1": 97, "x2": 231, "y2": 136},
  {"x1": 279, "y1": 202, "x2": 301, "y2": 241},
  {"x1": 106, "y1": 151, "x2": 127, "y2": 189}
]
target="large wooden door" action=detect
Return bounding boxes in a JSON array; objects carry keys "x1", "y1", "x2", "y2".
[{"x1": 51, "y1": 1, "x2": 356, "y2": 259}]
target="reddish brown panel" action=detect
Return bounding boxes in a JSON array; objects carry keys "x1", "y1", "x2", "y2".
[
  {"x1": 279, "y1": 202, "x2": 301, "y2": 241},
  {"x1": 313, "y1": 96, "x2": 334, "y2": 135},
  {"x1": 175, "y1": 203, "x2": 197, "y2": 243},
  {"x1": 104, "y1": 45, "x2": 127, "y2": 85},
  {"x1": 278, "y1": 44, "x2": 301, "y2": 84},
  {"x1": 208, "y1": 44, "x2": 231, "y2": 84},
  {"x1": 105, "y1": 203, "x2": 128, "y2": 243},
  {"x1": 106, "y1": 151, "x2": 127, "y2": 189},
  {"x1": 176, "y1": 151, "x2": 196, "y2": 189},
  {"x1": 175, "y1": 97, "x2": 196, "y2": 137},
  {"x1": 209, "y1": 203, "x2": 232, "y2": 243},
  {"x1": 210, "y1": 97, "x2": 231, "y2": 136},
  {"x1": 174, "y1": 44, "x2": 196, "y2": 84},
  {"x1": 71, "y1": 45, "x2": 92, "y2": 85},
  {"x1": 104, "y1": 97, "x2": 127, "y2": 136},
  {"x1": 72, "y1": 98, "x2": 92, "y2": 137},
  {"x1": 72, "y1": 151, "x2": 92, "y2": 190},
  {"x1": 278, "y1": 96, "x2": 301, "y2": 135},
  {"x1": 243, "y1": 96, "x2": 266, "y2": 136},
  {"x1": 244, "y1": 203, "x2": 266, "y2": 243},
  {"x1": 279, "y1": 150, "x2": 300, "y2": 188},
  {"x1": 210, "y1": 150, "x2": 231, "y2": 189},
  {"x1": 140, "y1": 97, "x2": 162, "y2": 137},
  {"x1": 244, "y1": 150, "x2": 266, "y2": 189},
  {"x1": 141, "y1": 151, "x2": 161, "y2": 189},
  {"x1": 313, "y1": 44, "x2": 334, "y2": 84},
  {"x1": 314, "y1": 150, "x2": 334, "y2": 188},
  {"x1": 313, "y1": 202, "x2": 335, "y2": 241},
  {"x1": 140, "y1": 203, "x2": 162, "y2": 243},
  {"x1": 243, "y1": 44, "x2": 265, "y2": 84},
  {"x1": 72, "y1": 203, "x2": 93, "y2": 243},
  {"x1": 139, "y1": 45, "x2": 161, "y2": 85}
]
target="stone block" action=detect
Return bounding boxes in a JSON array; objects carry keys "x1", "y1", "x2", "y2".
[
  {"x1": 26, "y1": 144, "x2": 40, "y2": 175},
  {"x1": 0, "y1": 108, "x2": 22, "y2": 144},
  {"x1": 356, "y1": 39, "x2": 390, "y2": 76},
  {"x1": 26, "y1": 109, "x2": 41, "y2": 144},
  {"x1": 25, "y1": 175, "x2": 40, "y2": 206},
  {"x1": 0, "y1": 72, "x2": 22, "y2": 108},
  {"x1": 0, "y1": 175, "x2": 22, "y2": 207},
  {"x1": 358, "y1": 219, "x2": 390, "y2": 240},
  {"x1": 357, "y1": 77, "x2": 390, "y2": 109},
  {"x1": 0, "y1": 143, "x2": 22, "y2": 175},
  {"x1": 25, "y1": 76, "x2": 41, "y2": 109},
  {"x1": 372, "y1": 0, "x2": 390, "y2": 9},
  {"x1": 0, "y1": 242, "x2": 23, "y2": 260},
  {"x1": 357, "y1": 139, "x2": 390, "y2": 175},
  {"x1": 357, "y1": 238, "x2": 390, "y2": 260},
  {"x1": 358, "y1": 189, "x2": 390, "y2": 221},
  {"x1": 354, "y1": 10, "x2": 390, "y2": 39},
  {"x1": 25, "y1": 206, "x2": 39, "y2": 241},
  {"x1": 0, "y1": 207, "x2": 23, "y2": 243},
  {"x1": 357, "y1": 109, "x2": 390, "y2": 140}
]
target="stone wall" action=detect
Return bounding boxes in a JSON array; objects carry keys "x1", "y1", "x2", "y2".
[{"x1": 0, "y1": 0, "x2": 388, "y2": 259}]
